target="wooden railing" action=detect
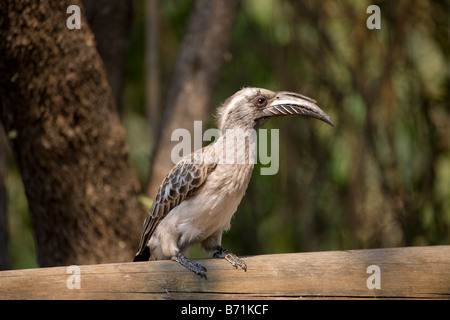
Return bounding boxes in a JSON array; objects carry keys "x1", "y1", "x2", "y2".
[{"x1": 0, "y1": 245, "x2": 448, "y2": 299}]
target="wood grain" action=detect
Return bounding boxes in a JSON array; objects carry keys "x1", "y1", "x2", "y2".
[{"x1": 0, "y1": 246, "x2": 448, "y2": 299}]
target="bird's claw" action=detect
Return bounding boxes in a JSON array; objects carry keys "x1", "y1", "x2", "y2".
[
  {"x1": 214, "y1": 247, "x2": 247, "y2": 271},
  {"x1": 196, "y1": 269, "x2": 208, "y2": 280},
  {"x1": 173, "y1": 251, "x2": 208, "y2": 279},
  {"x1": 225, "y1": 253, "x2": 247, "y2": 271}
]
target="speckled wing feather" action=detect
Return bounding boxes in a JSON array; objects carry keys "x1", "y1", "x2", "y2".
[{"x1": 134, "y1": 146, "x2": 217, "y2": 259}]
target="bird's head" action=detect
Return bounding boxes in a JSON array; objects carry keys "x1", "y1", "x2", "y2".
[{"x1": 217, "y1": 87, "x2": 334, "y2": 131}]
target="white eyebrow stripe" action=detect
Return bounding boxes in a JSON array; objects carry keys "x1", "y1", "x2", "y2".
[{"x1": 218, "y1": 94, "x2": 242, "y2": 128}]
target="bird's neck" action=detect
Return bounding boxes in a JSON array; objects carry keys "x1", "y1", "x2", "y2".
[
  {"x1": 210, "y1": 129, "x2": 256, "y2": 193},
  {"x1": 214, "y1": 128, "x2": 257, "y2": 167}
]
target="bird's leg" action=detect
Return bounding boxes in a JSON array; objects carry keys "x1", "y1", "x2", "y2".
[
  {"x1": 172, "y1": 251, "x2": 207, "y2": 279},
  {"x1": 213, "y1": 246, "x2": 247, "y2": 271}
]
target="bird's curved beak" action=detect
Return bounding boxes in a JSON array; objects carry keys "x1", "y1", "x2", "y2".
[{"x1": 262, "y1": 92, "x2": 335, "y2": 127}]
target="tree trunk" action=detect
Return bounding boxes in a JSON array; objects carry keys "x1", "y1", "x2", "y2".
[
  {"x1": 0, "y1": 0, "x2": 142, "y2": 267},
  {"x1": 146, "y1": 0, "x2": 240, "y2": 196},
  {"x1": 0, "y1": 125, "x2": 10, "y2": 270},
  {"x1": 82, "y1": 0, "x2": 134, "y2": 113},
  {"x1": 146, "y1": 0, "x2": 161, "y2": 136}
]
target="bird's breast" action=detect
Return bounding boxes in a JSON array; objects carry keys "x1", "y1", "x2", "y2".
[{"x1": 174, "y1": 162, "x2": 254, "y2": 246}]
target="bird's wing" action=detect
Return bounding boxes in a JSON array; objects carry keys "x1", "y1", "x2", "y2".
[{"x1": 134, "y1": 146, "x2": 217, "y2": 259}]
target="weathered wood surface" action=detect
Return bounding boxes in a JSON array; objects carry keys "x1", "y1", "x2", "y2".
[{"x1": 0, "y1": 246, "x2": 448, "y2": 299}]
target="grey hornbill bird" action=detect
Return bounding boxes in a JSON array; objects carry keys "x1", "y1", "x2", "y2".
[{"x1": 133, "y1": 87, "x2": 334, "y2": 279}]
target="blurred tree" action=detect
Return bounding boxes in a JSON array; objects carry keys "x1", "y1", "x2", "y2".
[
  {"x1": 0, "y1": 0, "x2": 142, "y2": 266},
  {"x1": 82, "y1": 0, "x2": 134, "y2": 113},
  {"x1": 145, "y1": 0, "x2": 161, "y2": 137},
  {"x1": 223, "y1": 0, "x2": 449, "y2": 254},
  {"x1": 0, "y1": 126, "x2": 9, "y2": 270},
  {"x1": 146, "y1": 0, "x2": 240, "y2": 196},
  {"x1": 1, "y1": 0, "x2": 448, "y2": 269}
]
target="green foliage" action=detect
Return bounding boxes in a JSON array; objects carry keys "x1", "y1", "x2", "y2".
[
  {"x1": 5, "y1": 0, "x2": 449, "y2": 268},
  {"x1": 5, "y1": 155, "x2": 38, "y2": 269},
  {"x1": 213, "y1": 0, "x2": 450, "y2": 253}
]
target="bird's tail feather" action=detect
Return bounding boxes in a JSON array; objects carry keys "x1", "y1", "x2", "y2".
[{"x1": 133, "y1": 246, "x2": 150, "y2": 262}]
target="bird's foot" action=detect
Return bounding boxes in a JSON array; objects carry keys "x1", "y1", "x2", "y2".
[
  {"x1": 213, "y1": 247, "x2": 247, "y2": 271},
  {"x1": 172, "y1": 251, "x2": 207, "y2": 279}
]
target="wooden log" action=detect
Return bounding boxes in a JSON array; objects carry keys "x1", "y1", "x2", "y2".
[{"x1": 0, "y1": 246, "x2": 449, "y2": 299}]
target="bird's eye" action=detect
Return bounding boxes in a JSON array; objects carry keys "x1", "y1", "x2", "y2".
[{"x1": 256, "y1": 98, "x2": 266, "y2": 106}]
